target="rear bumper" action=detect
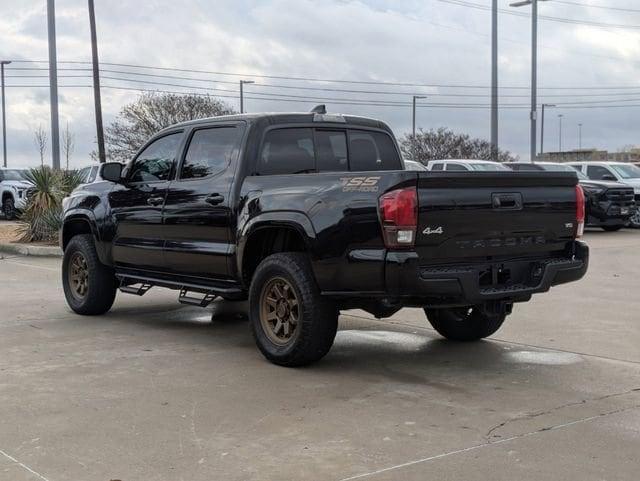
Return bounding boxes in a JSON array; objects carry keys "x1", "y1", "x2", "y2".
[{"x1": 385, "y1": 241, "x2": 589, "y2": 306}]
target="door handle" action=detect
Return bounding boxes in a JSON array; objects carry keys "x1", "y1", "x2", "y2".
[
  {"x1": 147, "y1": 196, "x2": 164, "y2": 206},
  {"x1": 205, "y1": 194, "x2": 225, "y2": 205}
]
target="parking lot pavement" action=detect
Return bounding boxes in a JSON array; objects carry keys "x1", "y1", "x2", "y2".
[{"x1": 1, "y1": 230, "x2": 639, "y2": 481}]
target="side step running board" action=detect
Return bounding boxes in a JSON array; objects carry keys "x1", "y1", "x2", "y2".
[
  {"x1": 119, "y1": 282, "x2": 152, "y2": 296},
  {"x1": 178, "y1": 288, "x2": 217, "y2": 308}
]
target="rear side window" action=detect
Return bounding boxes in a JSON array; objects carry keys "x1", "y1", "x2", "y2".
[
  {"x1": 259, "y1": 128, "x2": 315, "y2": 175},
  {"x1": 349, "y1": 131, "x2": 401, "y2": 171},
  {"x1": 316, "y1": 130, "x2": 348, "y2": 172},
  {"x1": 446, "y1": 163, "x2": 468, "y2": 171},
  {"x1": 586, "y1": 165, "x2": 614, "y2": 180},
  {"x1": 181, "y1": 127, "x2": 241, "y2": 179}
]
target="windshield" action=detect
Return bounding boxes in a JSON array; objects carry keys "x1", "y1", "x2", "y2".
[
  {"x1": 1, "y1": 169, "x2": 27, "y2": 181},
  {"x1": 610, "y1": 164, "x2": 640, "y2": 179},
  {"x1": 540, "y1": 163, "x2": 588, "y2": 180},
  {"x1": 404, "y1": 160, "x2": 427, "y2": 171},
  {"x1": 469, "y1": 163, "x2": 509, "y2": 171}
]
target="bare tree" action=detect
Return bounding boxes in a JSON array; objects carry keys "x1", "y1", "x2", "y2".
[
  {"x1": 399, "y1": 127, "x2": 518, "y2": 164},
  {"x1": 33, "y1": 125, "x2": 48, "y2": 166},
  {"x1": 62, "y1": 122, "x2": 75, "y2": 170},
  {"x1": 104, "y1": 93, "x2": 236, "y2": 162}
]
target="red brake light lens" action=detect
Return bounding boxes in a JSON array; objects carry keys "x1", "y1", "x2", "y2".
[
  {"x1": 575, "y1": 184, "x2": 585, "y2": 238},
  {"x1": 379, "y1": 186, "x2": 418, "y2": 248}
]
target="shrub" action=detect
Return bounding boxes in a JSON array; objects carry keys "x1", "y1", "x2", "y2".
[{"x1": 17, "y1": 166, "x2": 85, "y2": 243}]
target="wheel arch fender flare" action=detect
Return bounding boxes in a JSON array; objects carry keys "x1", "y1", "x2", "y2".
[
  {"x1": 236, "y1": 211, "x2": 317, "y2": 281},
  {"x1": 61, "y1": 210, "x2": 109, "y2": 264}
]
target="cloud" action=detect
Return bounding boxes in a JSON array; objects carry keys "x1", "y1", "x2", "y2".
[{"x1": 1, "y1": 0, "x2": 639, "y2": 167}]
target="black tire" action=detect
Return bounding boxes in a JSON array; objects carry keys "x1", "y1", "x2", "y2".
[
  {"x1": 2, "y1": 197, "x2": 16, "y2": 220},
  {"x1": 601, "y1": 225, "x2": 624, "y2": 232},
  {"x1": 62, "y1": 234, "x2": 117, "y2": 315},
  {"x1": 424, "y1": 307, "x2": 506, "y2": 341},
  {"x1": 249, "y1": 252, "x2": 338, "y2": 367}
]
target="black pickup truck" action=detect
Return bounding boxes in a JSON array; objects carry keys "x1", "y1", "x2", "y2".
[{"x1": 61, "y1": 111, "x2": 589, "y2": 366}]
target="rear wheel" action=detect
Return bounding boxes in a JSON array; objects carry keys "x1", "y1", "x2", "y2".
[
  {"x1": 62, "y1": 234, "x2": 117, "y2": 315},
  {"x1": 602, "y1": 225, "x2": 624, "y2": 232},
  {"x1": 249, "y1": 253, "x2": 338, "y2": 366},
  {"x1": 2, "y1": 197, "x2": 16, "y2": 220},
  {"x1": 424, "y1": 307, "x2": 506, "y2": 341}
]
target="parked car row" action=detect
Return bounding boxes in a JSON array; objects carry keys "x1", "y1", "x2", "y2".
[{"x1": 408, "y1": 159, "x2": 640, "y2": 231}]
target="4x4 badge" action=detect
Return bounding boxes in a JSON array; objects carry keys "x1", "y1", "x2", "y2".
[{"x1": 423, "y1": 226, "x2": 443, "y2": 235}]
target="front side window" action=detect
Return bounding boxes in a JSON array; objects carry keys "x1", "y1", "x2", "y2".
[
  {"x1": 259, "y1": 128, "x2": 315, "y2": 175},
  {"x1": 431, "y1": 163, "x2": 444, "y2": 171},
  {"x1": 587, "y1": 165, "x2": 615, "y2": 181},
  {"x1": 129, "y1": 132, "x2": 182, "y2": 183},
  {"x1": 181, "y1": 127, "x2": 241, "y2": 179},
  {"x1": 316, "y1": 130, "x2": 348, "y2": 172},
  {"x1": 349, "y1": 131, "x2": 401, "y2": 171}
]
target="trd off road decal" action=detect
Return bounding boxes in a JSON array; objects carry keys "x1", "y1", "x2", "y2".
[{"x1": 340, "y1": 176, "x2": 381, "y2": 192}]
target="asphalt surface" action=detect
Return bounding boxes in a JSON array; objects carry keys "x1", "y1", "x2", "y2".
[{"x1": 0, "y1": 228, "x2": 639, "y2": 481}]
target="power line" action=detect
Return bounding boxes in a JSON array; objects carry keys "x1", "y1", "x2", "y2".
[
  {"x1": 552, "y1": 0, "x2": 640, "y2": 14},
  {"x1": 437, "y1": 0, "x2": 640, "y2": 29}
]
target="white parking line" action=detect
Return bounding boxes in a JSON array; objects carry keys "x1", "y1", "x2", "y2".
[{"x1": 0, "y1": 448, "x2": 52, "y2": 481}]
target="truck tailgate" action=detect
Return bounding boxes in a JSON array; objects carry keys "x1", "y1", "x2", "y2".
[{"x1": 415, "y1": 171, "x2": 579, "y2": 262}]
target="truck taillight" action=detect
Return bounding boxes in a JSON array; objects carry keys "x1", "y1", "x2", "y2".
[
  {"x1": 379, "y1": 186, "x2": 418, "y2": 249},
  {"x1": 576, "y1": 184, "x2": 585, "y2": 238}
]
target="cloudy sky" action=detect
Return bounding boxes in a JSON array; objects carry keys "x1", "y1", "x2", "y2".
[{"x1": 1, "y1": 0, "x2": 639, "y2": 167}]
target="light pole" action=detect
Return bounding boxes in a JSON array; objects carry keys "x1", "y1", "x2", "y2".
[
  {"x1": 558, "y1": 114, "x2": 564, "y2": 152},
  {"x1": 1, "y1": 60, "x2": 10, "y2": 168},
  {"x1": 578, "y1": 123, "x2": 583, "y2": 150},
  {"x1": 540, "y1": 103, "x2": 556, "y2": 158},
  {"x1": 412, "y1": 95, "x2": 427, "y2": 138},
  {"x1": 510, "y1": 0, "x2": 549, "y2": 163},
  {"x1": 88, "y1": 0, "x2": 105, "y2": 163},
  {"x1": 412, "y1": 95, "x2": 427, "y2": 161},
  {"x1": 47, "y1": 0, "x2": 61, "y2": 169},
  {"x1": 239, "y1": 80, "x2": 254, "y2": 114},
  {"x1": 491, "y1": 0, "x2": 498, "y2": 161}
]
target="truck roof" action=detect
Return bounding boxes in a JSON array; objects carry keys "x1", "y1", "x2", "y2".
[{"x1": 166, "y1": 112, "x2": 392, "y2": 132}]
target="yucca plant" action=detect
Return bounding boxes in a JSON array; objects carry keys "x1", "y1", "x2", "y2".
[{"x1": 17, "y1": 166, "x2": 85, "y2": 243}]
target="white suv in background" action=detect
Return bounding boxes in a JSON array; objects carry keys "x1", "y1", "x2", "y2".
[
  {"x1": 570, "y1": 162, "x2": 640, "y2": 226},
  {"x1": 0, "y1": 168, "x2": 32, "y2": 220},
  {"x1": 426, "y1": 159, "x2": 510, "y2": 171}
]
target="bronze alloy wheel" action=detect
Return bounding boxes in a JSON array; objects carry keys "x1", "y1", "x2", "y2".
[
  {"x1": 259, "y1": 277, "x2": 300, "y2": 345},
  {"x1": 68, "y1": 251, "x2": 89, "y2": 300}
]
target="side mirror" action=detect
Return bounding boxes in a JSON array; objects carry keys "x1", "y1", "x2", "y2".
[
  {"x1": 101, "y1": 162, "x2": 124, "y2": 183},
  {"x1": 602, "y1": 174, "x2": 617, "y2": 182}
]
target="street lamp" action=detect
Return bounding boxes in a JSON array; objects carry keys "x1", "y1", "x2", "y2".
[
  {"x1": 1, "y1": 60, "x2": 10, "y2": 168},
  {"x1": 412, "y1": 95, "x2": 427, "y2": 138},
  {"x1": 540, "y1": 103, "x2": 556, "y2": 158},
  {"x1": 239, "y1": 80, "x2": 255, "y2": 114},
  {"x1": 509, "y1": 0, "x2": 550, "y2": 162},
  {"x1": 558, "y1": 114, "x2": 564, "y2": 152},
  {"x1": 412, "y1": 95, "x2": 427, "y2": 161}
]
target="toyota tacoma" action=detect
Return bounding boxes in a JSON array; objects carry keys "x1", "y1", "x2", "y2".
[{"x1": 60, "y1": 110, "x2": 589, "y2": 366}]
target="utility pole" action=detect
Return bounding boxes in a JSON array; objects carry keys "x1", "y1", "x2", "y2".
[
  {"x1": 1, "y1": 60, "x2": 10, "y2": 168},
  {"x1": 510, "y1": 0, "x2": 549, "y2": 163},
  {"x1": 412, "y1": 95, "x2": 427, "y2": 161},
  {"x1": 558, "y1": 114, "x2": 564, "y2": 152},
  {"x1": 491, "y1": 0, "x2": 498, "y2": 161},
  {"x1": 88, "y1": 0, "x2": 105, "y2": 163},
  {"x1": 47, "y1": 0, "x2": 61, "y2": 169},
  {"x1": 239, "y1": 80, "x2": 254, "y2": 114},
  {"x1": 540, "y1": 103, "x2": 555, "y2": 158}
]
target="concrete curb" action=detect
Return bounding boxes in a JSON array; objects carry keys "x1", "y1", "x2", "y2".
[{"x1": 0, "y1": 242, "x2": 62, "y2": 257}]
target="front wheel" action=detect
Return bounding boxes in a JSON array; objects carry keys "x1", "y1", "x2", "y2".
[
  {"x1": 62, "y1": 234, "x2": 117, "y2": 315},
  {"x1": 424, "y1": 307, "x2": 506, "y2": 341},
  {"x1": 249, "y1": 253, "x2": 338, "y2": 367},
  {"x1": 628, "y1": 210, "x2": 640, "y2": 228}
]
